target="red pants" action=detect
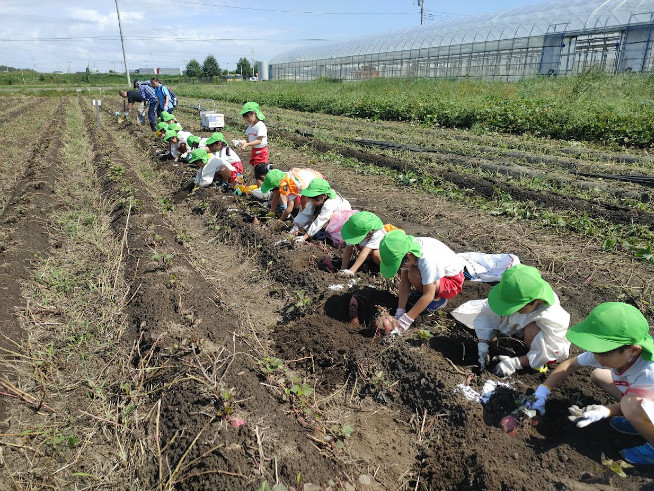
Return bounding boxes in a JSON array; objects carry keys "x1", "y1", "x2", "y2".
[{"x1": 249, "y1": 147, "x2": 269, "y2": 166}]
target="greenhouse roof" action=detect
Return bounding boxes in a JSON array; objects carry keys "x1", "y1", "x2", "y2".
[{"x1": 270, "y1": 0, "x2": 654, "y2": 63}]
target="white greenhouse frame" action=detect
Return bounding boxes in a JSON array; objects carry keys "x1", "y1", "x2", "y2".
[{"x1": 269, "y1": 0, "x2": 654, "y2": 81}]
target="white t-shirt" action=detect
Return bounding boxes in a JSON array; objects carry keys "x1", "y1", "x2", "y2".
[
  {"x1": 294, "y1": 195, "x2": 351, "y2": 238},
  {"x1": 452, "y1": 293, "x2": 571, "y2": 367},
  {"x1": 194, "y1": 150, "x2": 242, "y2": 187},
  {"x1": 177, "y1": 130, "x2": 192, "y2": 144},
  {"x1": 359, "y1": 228, "x2": 386, "y2": 250},
  {"x1": 245, "y1": 121, "x2": 267, "y2": 148},
  {"x1": 578, "y1": 351, "x2": 654, "y2": 396},
  {"x1": 413, "y1": 237, "x2": 464, "y2": 285}
]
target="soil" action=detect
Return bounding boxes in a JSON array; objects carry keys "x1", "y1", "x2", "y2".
[{"x1": 1, "y1": 95, "x2": 654, "y2": 489}]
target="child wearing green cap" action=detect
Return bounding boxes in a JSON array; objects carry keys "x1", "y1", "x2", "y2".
[
  {"x1": 260, "y1": 168, "x2": 323, "y2": 221},
  {"x1": 339, "y1": 211, "x2": 399, "y2": 277},
  {"x1": 452, "y1": 264, "x2": 570, "y2": 376},
  {"x1": 237, "y1": 102, "x2": 268, "y2": 186},
  {"x1": 291, "y1": 178, "x2": 351, "y2": 243},
  {"x1": 379, "y1": 230, "x2": 465, "y2": 335},
  {"x1": 523, "y1": 302, "x2": 654, "y2": 465},
  {"x1": 204, "y1": 132, "x2": 243, "y2": 187}
]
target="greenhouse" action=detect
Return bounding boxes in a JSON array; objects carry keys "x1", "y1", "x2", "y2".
[{"x1": 269, "y1": 0, "x2": 654, "y2": 81}]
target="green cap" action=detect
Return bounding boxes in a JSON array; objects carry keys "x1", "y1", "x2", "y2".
[
  {"x1": 379, "y1": 229, "x2": 422, "y2": 279},
  {"x1": 186, "y1": 134, "x2": 200, "y2": 147},
  {"x1": 341, "y1": 211, "x2": 383, "y2": 245},
  {"x1": 261, "y1": 169, "x2": 284, "y2": 194},
  {"x1": 239, "y1": 101, "x2": 265, "y2": 120},
  {"x1": 205, "y1": 132, "x2": 228, "y2": 146},
  {"x1": 160, "y1": 110, "x2": 170, "y2": 119},
  {"x1": 161, "y1": 113, "x2": 175, "y2": 122},
  {"x1": 301, "y1": 177, "x2": 336, "y2": 199},
  {"x1": 156, "y1": 122, "x2": 168, "y2": 131},
  {"x1": 163, "y1": 130, "x2": 178, "y2": 142},
  {"x1": 566, "y1": 302, "x2": 653, "y2": 360},
  {"x1": 188, "y1": 148, "x2": 209, "y2": 165},
  {"x1": 167, "y1": 122, "x2": 183, "y2": 131},
  {"x1": 487, "y1": 264, "x2": 555, "y2": 316}
]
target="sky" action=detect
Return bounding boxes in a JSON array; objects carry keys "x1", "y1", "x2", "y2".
[{"x1": 0, "y1": 0, "x2": 545, "y2": 74}]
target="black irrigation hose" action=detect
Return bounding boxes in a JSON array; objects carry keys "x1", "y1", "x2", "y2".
[
  {"x1": 574, "y1": 171, "x2": 654, "y2": 187},
  {"x1": 348, "y1": 137, "x2": 654, "y2": 188}
]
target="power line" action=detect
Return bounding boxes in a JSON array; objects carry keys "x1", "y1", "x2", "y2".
[
  {"x1": 124, "y1": 0, "x2": 413, "y2": 15},
  {"x1": 0, "y1": 36, "x2": 332, "y2": 42}
]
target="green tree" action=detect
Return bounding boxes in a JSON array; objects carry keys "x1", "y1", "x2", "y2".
[
  {"x1": 185, "y1": 59, "x2": 203, "y2": 78},
  {"x1": 202, "y1": 55, "x2": 221, "y2": 77},
  {"x1": 236, "y1": 57, "x2": 252, "y2": 78},
  {"x1": 83, "y1": 65, "x2": 91, "y2": 83}
]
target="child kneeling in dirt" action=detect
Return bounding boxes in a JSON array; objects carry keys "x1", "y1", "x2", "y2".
[
  {"x1": 188, "y1": 147, "x2": 242, "y2": 188},
  {"x1": 204, "y1": 132, "x2": 243, "y2": 187},
  {"x1": 524, "y1": 302, "x2": 654, "y2": 465},
  {"x1": 338, "y1": 211, "x2": 399, "y2": 277},
  {"x1": 379, "y1": 230, "x2": 465, "y2": 336},
  {"x1": 260, "y1": 168, "x2": 323, "y2": 221},
  {"x1": 291, "y1": 178, "x2": 351, "y2": 243},
  {"x1": 452, "y1": 264, "x2": 570, "y2": 376}
]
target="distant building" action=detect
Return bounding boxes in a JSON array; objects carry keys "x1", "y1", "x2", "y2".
[
  {"x1": 133, "y1": 68, "x2": 156, "y2": 75},
  {"x1": 157, "y1": 67, "x2": 183, "y2": 75}
]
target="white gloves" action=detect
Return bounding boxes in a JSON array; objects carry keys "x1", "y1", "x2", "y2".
[
  {"x1": 568, "y1": 404, "x2": 611, "y2": 428},
  {"x1": 477, "y1": 342, "x2": 489, "y2": 370},
  {"x1": 289, "y1": 225, "x2": 299, "y2": 236},
  {"x1": 389, "y1": 313, "x2": 414, "y2": 337},
  {"x1": 394, "y1": 308, "x2": 406, "y2": 320},
  {"x1": 294, "y1": 236, "x2": 305, "y2": 243},
  {"x1": 232, "y1": 139, "x2": 242, "y2": 148},
  {"x1": 337, "y1": 269, "x2": 355, "y2": 278},
  {"x1": 527, "y1": 384, "x2": 550, "y2": 415},
  {"x1": 492, "y1": 356, "x2": 522, "y2": 377},
  {"x1": 123, "y1": 111, "x2": 129, "y2": 116}
]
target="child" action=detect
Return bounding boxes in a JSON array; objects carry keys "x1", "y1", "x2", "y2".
[
  {"x1": 155, "y1": 122, "x2": 168, "y2": 138},
  {"x1": 162, "y1": 130, "x2": 188, "y2": 162},
  {"x1": 524, "y1": 302, "x2": 654, "y2": 465},
  {"x1": 260, "y1": 168, "x2": 323, "y2": 221},
  {"x1": 291, "y1": 178, "x2": 351, "y2": 242},
  {"x1": 451, "y1": 264, "x2": 571, "y2": 375},
  {"x1": 339, "y1": 211, "x2": 398, "y2": 277},
  {"x1": 238, "y1": 102, "x2": 268, "y2": 186},
  {"x1": 159, "y1": 111, "x2": 175, "y2": 125},
  {"x1": 204, "y1": 132, "x2": 244, "y2": 187},
  {"x1": 379, "y1": 230, "x2": 465, "y2": 335}
]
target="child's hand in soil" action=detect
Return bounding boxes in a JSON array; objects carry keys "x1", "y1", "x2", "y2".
[
  {"x1": 525, "y1": 384, "x2": 550, "y2": 415},
  {"x1": 337, "y1": 269, "x2": 355, "y2": 278},
  {"x1": 568, "y1": 404, "x2": 610, "y2": 428}
]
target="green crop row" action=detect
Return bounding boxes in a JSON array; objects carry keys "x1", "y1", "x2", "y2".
[{"x1": 175, "y1": 73, "x2": 654, "y2": 148}]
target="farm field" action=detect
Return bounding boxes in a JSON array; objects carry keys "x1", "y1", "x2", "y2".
[{"x1": 0, "y1": 92, "x2": 654, "y2": 490}]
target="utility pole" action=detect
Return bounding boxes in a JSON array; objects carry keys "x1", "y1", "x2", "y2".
[
  {"x1": 115, "y1": 0, "x2": 131, "y2": 86},
  {"x1": 251, "y1": 49, "x2": 255, "y2": 78},
  {"x1": 416, "y1": 0, "x2": 424, "y2": 25}
]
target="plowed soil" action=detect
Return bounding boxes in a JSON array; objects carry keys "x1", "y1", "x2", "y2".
[{"x1": 1, "y1": 94, "x2": 653, "y2": 490}]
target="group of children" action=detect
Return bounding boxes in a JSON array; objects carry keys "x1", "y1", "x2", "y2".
[{"x1": 153, "y1": 100, "x2": 654, "y2": 467}]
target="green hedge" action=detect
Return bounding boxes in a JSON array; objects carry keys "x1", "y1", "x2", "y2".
[{"x1": 175, "y1": 74, "x2": 654, "y2": 147}]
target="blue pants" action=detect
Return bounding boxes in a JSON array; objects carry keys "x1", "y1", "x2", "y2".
[{"x1": 148, "y1": 101, "x2": 158, "y2": 130}]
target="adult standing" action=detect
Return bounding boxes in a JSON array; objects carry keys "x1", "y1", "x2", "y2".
[
  {"x1": 118, "y1": 89, "x2": 146, "y2": 125},
  {"x1": 150, "y1": 77, "x2": 173, "y2": 118},
  {"x1": 135, "y1": 79, "x2": 159, "y2": 131}
]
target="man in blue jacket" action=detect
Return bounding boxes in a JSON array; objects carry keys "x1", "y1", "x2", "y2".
[{"x1": 135, "y1": 79, "x2": 159, "y2": 131}]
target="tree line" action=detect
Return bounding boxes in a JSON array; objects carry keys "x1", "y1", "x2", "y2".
[{"x1": 185, "y1": 56, "x2": 257, "y2": 78}]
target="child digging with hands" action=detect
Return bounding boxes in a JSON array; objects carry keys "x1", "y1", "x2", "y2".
[
  {"x1": 290, "y1": 178, "x2": 351, "y2": 243},
  {"x1": 524, "y1": 302, "x2": 654, "y2": 465},
  {"x1": 260, "y1": 168, "x2": 322, "y2": 221},
  {"x1": 452, "y1": 264, "x2": 571, "y2": 376},
  {"x1": 338, "y1": 211, "x2": 399, "y2": 277},
  {"x1": 379, "y1": 230, "x2": 465, "y2": 336}
]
